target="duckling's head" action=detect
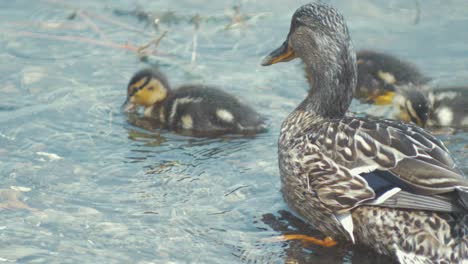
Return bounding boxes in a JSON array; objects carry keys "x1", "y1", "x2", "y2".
[
  {"x1": 262, "y1": 3, "x2": 356, "y2": 117},
  {"x1": 122, "y1": 68, "x2": 170, "y2": 112},
  {"x1": 393, "y1": 84, "x2": 431, "y2": 127}
]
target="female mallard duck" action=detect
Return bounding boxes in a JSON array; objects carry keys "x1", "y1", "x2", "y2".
[
  {"x1": 122, "y1": 68, "x2": 267, "y2": 136},
  {"x1": 394, "y1": 84, "x2": 468, "y2": 128},
  {"x1": 262, "y1": 3, "x2": 468, "y2": 263}
]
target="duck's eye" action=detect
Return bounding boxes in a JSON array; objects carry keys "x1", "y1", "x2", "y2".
[{"x1": 147, "y1": 86, "x2": 155, "y2": 91}]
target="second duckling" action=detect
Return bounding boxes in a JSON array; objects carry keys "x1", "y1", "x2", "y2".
[
  {"x1": 394, "y1": 84, "x2": 468, "y2": 128},
  {"x1": 356, "y1": 50, "x2": 430, "y2": 104},
  {"x1": 122, "y1": 68, "x2": 267, "y2": 136}
]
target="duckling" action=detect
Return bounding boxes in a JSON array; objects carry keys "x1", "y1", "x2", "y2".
[
  {"x1": 431, "y1": 87, "x2": 468, "y2": 128},
  {"x1": 356, "y1": 50, "x2": 430, "y2": 105},
  {"x1": 262, "y1": 3, "x2": 468, "y2": 263},
  {"x1": 394, "y1": 84, "x2": 468, "y2": 128},
  {"x1": 122, "y1": 68, "x2": 267, "y2": 136}
]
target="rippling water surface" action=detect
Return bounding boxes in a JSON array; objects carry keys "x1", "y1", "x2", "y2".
[{"x1": 1, "y1": 0, "x2": 467, "y2": 263}]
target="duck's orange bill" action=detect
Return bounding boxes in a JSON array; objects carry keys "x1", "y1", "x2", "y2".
[{"x1": 261, "y1": 41, "x2": 297, "y2": 66}]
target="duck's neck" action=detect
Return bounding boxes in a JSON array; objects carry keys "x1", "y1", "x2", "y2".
[{"x1": 301, "y1": 47, "x2": 356, "y2": 119}]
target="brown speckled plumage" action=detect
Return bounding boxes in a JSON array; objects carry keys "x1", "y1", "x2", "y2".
[
  {"x1": 264, "y1": 3, "x2": 468, "y2": 263},
  {"x1": 353, "y1": 207, "x2": 468, "y2": 263}
]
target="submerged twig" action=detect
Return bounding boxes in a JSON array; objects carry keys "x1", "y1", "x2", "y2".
[
  {"x1": 77, "y1": 10, "x2": 108, "y2": 40},
  {"x1": 137, "y1": 30, "x2": 168, "y2": 53},
  {"x1": 4, "y1": 21, "x2": 86, "y2": 30},
  {"x1": 82, "y1": 10, "x2": 154, "y2": 37},
  {"x1": 224, "y1": 185, "x2": 250, "y2": 197},
  {"x1": 44, "y1": 0, "x2": 154, "y2": 37},
  {"x1": 8, "y1": 0, "x2": 174, "y2": 60},
  {"x1": 225, "y1": 5, "x2": 245, "y2": 29},
  {"x1": 0, "y1": 29, "x2": 141, "y2": 52},
  {"x1": 190, "y1": 15, "x2": 201, "y2": 65}
]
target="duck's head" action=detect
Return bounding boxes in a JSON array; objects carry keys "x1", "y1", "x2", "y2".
[
  {"x1": 262, "y1": 3, "x2": 356, "y2": 118},
  {"x1": 393, "y1": 84, "x2": 431, "y2": 127},
  {"x1": 122, "y1": 68, "x2": 170, "y2": 112}
]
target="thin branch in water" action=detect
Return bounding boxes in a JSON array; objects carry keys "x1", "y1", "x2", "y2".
[
  {"x1": 224, "y1": 185, "x2": 250, "y2": 197},
  {"x1": 13, "y1": 0, "x2": 171, "y2": 59},
  {"x1": 226, "y1": 5, "x2": 246, "y2": 27},
  {"x1": 190, "y1": 15, "x2": 201, "y2": 65},
  {"x1": 77, "y1": 11, "x2": 108, "y2": 40},
  {"x1": 82, "y1": 10, "x2": 155, "y2": 37},
  {"x1": 191, "y1": 31, "x2": 198, "y2": 64},
  {"x1": 0, "y1": 29, "x2": 141, "y2": 52},
  {"x1": 44, "y1": 0, "x2": 154, "y2": 37},
  {"x1": 4, "y1": 21, "x2": 86, "y2": 30},
  {"x1": 137, "y1": 30, "x2": 168, "y2": 53}
]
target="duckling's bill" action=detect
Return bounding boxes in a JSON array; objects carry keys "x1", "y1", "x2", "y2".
[
  {"x1": 261, "y1": 41, "x2": 297, "y2": 66},
  {"x1": 122, "y1": 76, "x2": 168, "y2": 113},
  {"x1": 369, "y1": 91, "x2": 395, "y2": 105}
]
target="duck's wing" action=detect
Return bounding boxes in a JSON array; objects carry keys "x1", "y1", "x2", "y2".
[{"x1": 307, "y1": 116, "x2": 468, "y2": 214}]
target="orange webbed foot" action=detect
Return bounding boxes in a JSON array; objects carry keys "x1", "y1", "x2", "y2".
[{"x1": 265, "y1": 234, "x2": 337, "y2": 247}]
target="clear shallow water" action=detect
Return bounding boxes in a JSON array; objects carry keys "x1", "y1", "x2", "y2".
[{"x1": 0, "y1": 0, "x2": 467, "y2": 263}]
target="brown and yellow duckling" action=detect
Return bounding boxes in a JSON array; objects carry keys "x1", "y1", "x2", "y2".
[
  {"x1": 394, "y1": 84, "x2": 468, "y2": 128},
  {"x1": 344, "y1": 50, "x2": 468, "y2": 129},
  {"x1": 262, "y1": 2, "x2": 468, "y2": 263},
  {"x1": 122, "y1": 68, "x2": 267, "y2": 136}
]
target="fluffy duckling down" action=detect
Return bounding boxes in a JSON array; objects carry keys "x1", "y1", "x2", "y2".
[
  {"x1": 355, "y1": 50, "x2": 430, "y2": 104},
  {"x1": 394, "y1": 84, "x2": 468, "y2": 128},
  {"x1": 122, "y1": 68, "x2": 267, "y2": 136}
]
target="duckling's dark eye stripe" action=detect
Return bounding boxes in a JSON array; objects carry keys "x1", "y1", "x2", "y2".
[
  {"x1": 129, "y1": 77, "x2": 151, "y2": 97},
  {"x1": 405, "y1": 100, "x2": 421, "y2": 125}
]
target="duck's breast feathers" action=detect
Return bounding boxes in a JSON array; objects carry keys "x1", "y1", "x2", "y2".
[
  {"x1": 163, "y1": 85, "x2": 266, "y2": 133},
  {"x1": 279, "y1": 136, "x2": 374, "y2": 213}
]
